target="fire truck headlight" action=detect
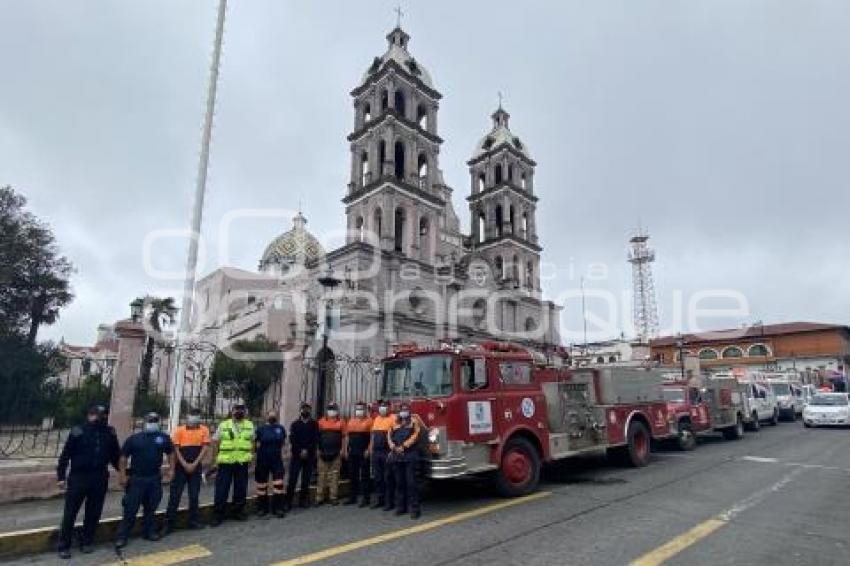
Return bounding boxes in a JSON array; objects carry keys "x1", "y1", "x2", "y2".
[{"x1": 428, "y1": 428, "x2": 440, "y2": 444}]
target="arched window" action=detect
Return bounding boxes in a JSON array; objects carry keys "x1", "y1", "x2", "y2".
[
  {"x1": 478, "y1": 212, "x2": 486, "y2": 243},
  {"x1": 378, "y1": 140, "x2": 387, "y2": 175},
  {"x1": 525, "y1": 261, "x2": 533, "y2": 288},
  {"x1": 494, "y1": 164, "x2": 503, "y2": 184},
  {"x1": 748, "y1": 344, "x2": 770, "y2": 357},
  {"x1": 508, "y1": 164, "x2": 513, "y2": 181},
  {"x1": 363, "y1": 102, "x2": 371, "y2": 123},
  {"x1": 393, "y1": 90, "x2": 406, "y2": 117},
  {"x1": 524, "y1": 317, "x2": 537, "y2": 332},
  {"x1": 521, "y1": 173, "x2": 527, "y2": 190},
  {"x1": 722, "y1": 346, "x2": 744, "y2": 359},
  {"x1": 417, "y1": 153, "x2": 428, "y2": 179},
  {"x1": 511, "y1": 254, "x2": 519, "y2": 283},
  {"x1": 373, "y1": 207, "x2": 383, "y2": 240},
  {"x1": 394, "y1": 207, "x2": 405, "y2": 253},
  {"x1": 472, "y1": 298, "x2": 487, "y2": 326},
  {"x1": 698, "y1": 348, "x2": 719, "y2": 360},
  {"x1": 521, "y1": 212, "x2": 528, "y2": 238},
  {"x1": 596, "y1": 357, "x2": 605, "y2": 364},
  {"x1": 380, "y1": 89, "x2": 389, "y2": 111},
  {"x1": 419, "y1": 217, "x2": 431, "y2": 260},
  {"x1": 495, "y1": 205, "x2": 504, "y2": 237},
  {"x1": 509, "y1": 205, "x2": 515, "y2": 234},
  {"x1": 355, "y1": 216, "x2": 364, "y2": 242},
  {"x1": 416, "y1": 104, "x2": 428, "y2": 129},
  {"x1": 477, "y1": 173, "x2": 486, "y2": 192},
  {"x1": 494, "y1": 256, "x2": 504, "y2": 280},
  {"x1": 393, "y1": 141, "x2": 405, "y2": 180},
  {"x1": 609, "y1": 355, "x2": 617, "y2": 363},
  {"x1": 360, "y1": 151, "x2": 370, "y2": 186}
]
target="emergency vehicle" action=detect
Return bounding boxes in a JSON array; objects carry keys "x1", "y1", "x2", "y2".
[
  {"x1": 662, "y1": 376, "x2": 747, "y2": 450},
  {"x1": 380, "y1": 342, "x2": 675, "y2": 496}
]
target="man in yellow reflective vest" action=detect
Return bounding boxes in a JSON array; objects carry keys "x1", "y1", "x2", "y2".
[{"x1": 210, "y1": 404, "x2": 255, "y2": 526}]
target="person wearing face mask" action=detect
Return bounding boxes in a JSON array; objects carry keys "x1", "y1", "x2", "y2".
[
  {"x1": 55, "y1": 405, "x2": 120, "y2": 559},
  {"x1": 210, "y1": 404, "x2": 255, "y2": 526},
  {"x1": 254, "y1": 410, "x2": 287, "y2": 518},
  {"x1": 388, "y1": 402, "x2": 422, "y2": 519},
  {"x1": 315, "y1": 402, "x2": 346, "y2": 505},
  {"x1": 115, "y1": 412, "x2": 175, "y2": 549},
  {"x1": 164, "y1": 408, "x2": 210, "y2": 533},
  {"x1": 344, "y1": 401, "x2": 373, "y2": 507},
  {"x1": 285, "y1": 402, "x2": 319, "y2": 510},
  {"x1": 369, "y1": 399, "x2": 396, "y2": 510}
]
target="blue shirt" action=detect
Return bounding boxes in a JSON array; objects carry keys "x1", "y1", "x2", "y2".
[
  {"x1": 122, "y1": 431, "x2": 173, "y2": 477},
  {"x1": 255, "y1": 423, "x2": 287, "y2": 460}
]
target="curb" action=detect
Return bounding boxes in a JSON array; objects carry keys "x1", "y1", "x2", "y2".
[{"x1": 0, "y1": 481, "x2": 351, "y2": 561}]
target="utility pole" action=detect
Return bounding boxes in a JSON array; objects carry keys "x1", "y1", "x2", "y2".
[{"x1": 169, "y1": 0, "x2": 227, "y2": 433}]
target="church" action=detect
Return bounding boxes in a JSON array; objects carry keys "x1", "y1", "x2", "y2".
[{"x1": 193, "y1": 25, "x2": 562, "y2": 370}]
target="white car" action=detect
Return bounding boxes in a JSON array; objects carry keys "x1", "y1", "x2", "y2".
[{"x1": 802, "y1": 393, "x2": 850, "y2": 427}]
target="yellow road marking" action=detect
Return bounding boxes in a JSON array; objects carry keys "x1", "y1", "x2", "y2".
[
  {"x1": 103, "y1": 544, "x2": 211, "y2": 566},
  {"x1": 272, "y1": 491, "x2": 552, "y2": 566},
  {"x1": 630, "y1": 518, "x2": 726, "y2": 566}
]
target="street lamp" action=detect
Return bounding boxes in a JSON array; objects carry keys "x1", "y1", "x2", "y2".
[
  {"x1": 316, "y1": 266, "x2": 341, "y2": 414},
  {"x1": 130, "y1": 298, "x2": 144, "y2": 322},
  {"x1": 675, "y1": 334, "x2": 686, "y2": 380}
]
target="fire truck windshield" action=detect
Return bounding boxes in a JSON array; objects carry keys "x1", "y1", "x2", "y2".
[
  {"x1": 662, "y1": 388, "x2": 685, "y2": 403},
  {"x1": 382, "y1": 355, "x2": 454, "y2": 399}
]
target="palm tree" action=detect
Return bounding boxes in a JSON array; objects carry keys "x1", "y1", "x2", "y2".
[{"x1": 137, "y1": 296, "x2": 178, "y2": 399}]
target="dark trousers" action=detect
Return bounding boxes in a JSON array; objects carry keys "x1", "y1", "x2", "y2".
[
  {"x1": 165, "y1": 465, "x2": 202, "y2": 526},
  {"x1": 286, "y1": 455, "x2": 313, "y2": 505},
  {"x1": 116, "y1": 475, "x2": 162, "y2": 541},
  {"x1": 213, "y1": 463, "x2": 249, "y2": 519},
  {"x1": 58, "y1": 472, "x2": 109, "y2": 550},
  {"x1": 394, "y1": 458, "x2": 420, "y2": 513},
  {"x1": 372, "y1": 451, "x2": 394, "y2": 505},
  {"x1": 255, "y1": 456, "x2": 285, "y2": 512},
  {"x1": 347, "y1": 453, "x2": 371, "y2": 501}
]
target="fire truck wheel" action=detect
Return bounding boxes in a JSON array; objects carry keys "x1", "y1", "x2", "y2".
[
  {"x1": 723, "y1": 415, "x2": 744, "y2": 440},
  {"x1": 677, "y1": 421, "x2": 696, "y2": 451},
  {"x1": 623, "y1": 421, "x2": 651, "y2": 467},
  {"x1": 495, "y1": 437, "x2": 540, "y2": 497}
]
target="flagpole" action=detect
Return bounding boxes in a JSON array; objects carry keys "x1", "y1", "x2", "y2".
[{"x1": 168, "y1": 0, "x2": 227, "y2": 433}]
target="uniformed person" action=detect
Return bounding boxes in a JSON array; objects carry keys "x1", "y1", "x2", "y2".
[
  {"x1": 254, "y1": 410, "x2": 287, "y2": 518},
  {"x1": 370, "y1": 399, "x2": 396, "y2": 510},
  {"x1": 164, "y1": 408, "x2": 210, "y2": 533},
  {"x1": 388, "y1": 402, "x2": 422, "y2": 519},
  {"x1": 115, "y1": 412, "x2": 174, "y2": 549},
  {"x1": 344, "y1": 401, "x2": 373, "y2": 507},
  {"x1": 285, "y1": 402, "x2": 319, "y2": 510},
  {"x1": 316, "y1": 402, "x2": 346, "y2": 505},
  {"x1": 56, "y1": 404, "x2": 121, "y2": 559},
  {"x1": 210, "y1": 404, "x2": 255, "y2": 526}
]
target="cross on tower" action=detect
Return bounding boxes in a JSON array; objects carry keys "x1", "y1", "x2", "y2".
[
  {"x1": 394, "y1": 5, "x2": 405, "y2": 28},
  {"x1": 498, "y1": 91, "x2": 504, "y2": 110}
]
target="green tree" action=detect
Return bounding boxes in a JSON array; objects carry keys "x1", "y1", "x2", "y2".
[
  {"x1": 136, "y1": 295, "x2": 178, "y2": 398},
  {"x1": 57, "y1": 374, "x2": 112, "y2": 428},
  {"x1": 209, "y1": 336, "x2": 282, "y2": 417},
  {"x1": 0, "y1": 336, "x2": 66, "y2": 425},
  {"x1": 0, "y1": 185, "x2": 74, "y2": 345}
]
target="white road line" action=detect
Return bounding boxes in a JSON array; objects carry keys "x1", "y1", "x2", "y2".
[
  {"x1": 740, "y1": 456, "x2": 779, "y2": 463},
  {"x1": 718, "y1": 467, "x2": 802, "y2": 521},
  {"x1": 740, "y1": 455, "x2": 850, "y2": 473}
]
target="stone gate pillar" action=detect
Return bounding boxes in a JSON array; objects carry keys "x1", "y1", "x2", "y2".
[{"x1": 109, "y1": 318, "x2": 146, "y2": 440}]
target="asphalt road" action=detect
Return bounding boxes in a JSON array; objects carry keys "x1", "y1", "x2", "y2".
[{"x1": 10, "y1": 422, "x2": 850, "y2": 565}]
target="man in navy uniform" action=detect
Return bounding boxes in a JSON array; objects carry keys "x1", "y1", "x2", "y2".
[
  {"x1": 115, "y1": 412, "x2": 174, "y2": 549},
  {"x1": 254, "y1": 409, "x2": 287, "y2": 517},
  {"x1": 56, "y1": 405, "x2": 121, "y2": 559}
]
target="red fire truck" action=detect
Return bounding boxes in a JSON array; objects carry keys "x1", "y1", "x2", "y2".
[
  {"x1": 662, "y1": 377, "x2": 747, "y2": 451},
  {"x1": 380, "y1": 342, "x2": 675, "y2": 496}
]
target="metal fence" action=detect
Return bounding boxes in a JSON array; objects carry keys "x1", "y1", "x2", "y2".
[{"x1": 300, "y1": 355, "x2": 382, "y2": 416}]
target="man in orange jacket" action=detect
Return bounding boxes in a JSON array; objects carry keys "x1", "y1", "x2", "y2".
[
  {"x1": 344, "y1": 401, "x2": 373, "y2": 507},
  {"x1": 370, "y1": 399, "x2": 396, "y2": 510},
  {"x1": 316, "y1": 402, "x2": 345, "y2": 505}
]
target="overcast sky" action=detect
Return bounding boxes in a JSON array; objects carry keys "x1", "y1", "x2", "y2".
[{"x1": 2, "y1": 0, "x2": 849, "y2": 346}]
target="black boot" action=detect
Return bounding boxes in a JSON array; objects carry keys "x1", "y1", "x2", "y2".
[
  {"x1": 272, "y1": 494, "x2": 286, "y2": 518},
  {"x1": 371, "y1": 497, "x2": 384, "y2": 509},
  {"x1": 359, "y1": 496, "x2": 370, "y2": 508},
  {"x1": 256, "y1": 494, "x2": 270, "y2": 517}
]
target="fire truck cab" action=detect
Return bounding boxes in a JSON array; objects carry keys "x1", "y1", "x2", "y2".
[{"x1": 380, "y1": 342, "x2": 674, "y2": 496}]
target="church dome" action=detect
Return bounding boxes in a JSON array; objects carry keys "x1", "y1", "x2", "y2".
[
  {"x1": 471, "y1": 107, "x2": 532, "y2": 161},
  {"x1": 259, "y1": 212, "x2": 325, "y2": 272},
  {"x1": 360, "y1": 27, "x2": 434, "y2": 90}
]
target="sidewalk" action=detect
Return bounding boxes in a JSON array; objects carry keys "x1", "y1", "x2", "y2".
[{"x1": 0, "y1": 483, "x2": 216, "y2": 534}]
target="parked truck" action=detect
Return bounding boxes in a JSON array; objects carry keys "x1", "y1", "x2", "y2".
[
  {"x1": 379, "y1": 342, "x2": 675, "y2": 496},
  {"x1": 662, "y1": 376, "x2": 747, "y2": 450}
]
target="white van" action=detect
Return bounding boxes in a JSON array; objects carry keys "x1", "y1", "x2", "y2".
[
  {"x1": 743, "y1": 381, "x2": 779, "y2": 430},
  {"x1": 767, "y1": 378, "x2": 800, "y2": 421}
]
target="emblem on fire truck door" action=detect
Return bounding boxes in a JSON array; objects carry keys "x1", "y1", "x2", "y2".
[
  {"x1": 521, "y1": 397, "x2": 535, "y2": 418},
  {"x1": 467, "y1": 401, "x2": 493, "y2": 435}
]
